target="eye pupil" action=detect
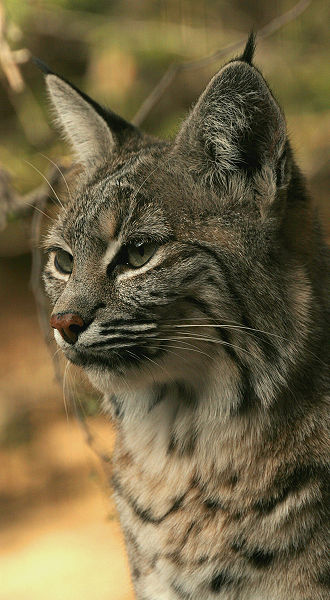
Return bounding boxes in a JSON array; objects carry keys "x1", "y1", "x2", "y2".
[
  {"x1": 125, "y1": 242, "x2": 157, "y2": 268},
  {"x1": 54, "y1": 249, "x2": 73, "y2": 275}
]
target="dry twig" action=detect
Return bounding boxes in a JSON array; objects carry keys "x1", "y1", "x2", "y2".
[
  {"x1": 133, "y1": 0, "x2": 311, "y2": 126},
  {"x1": 73, "y1": 400, "x2": 113, "y2": 478},
  {"x1": 0, "y1": 1, "x2": 29, "y2": 93}
]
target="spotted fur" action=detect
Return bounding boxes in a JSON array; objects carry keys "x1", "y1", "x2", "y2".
[{"x1": 41, "y1": 35, "x2": 329, "y2": 599}]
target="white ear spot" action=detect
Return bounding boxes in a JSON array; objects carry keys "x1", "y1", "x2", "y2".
[{"x1": 46, "y1": 74, "x2": 114, "y2": 167}]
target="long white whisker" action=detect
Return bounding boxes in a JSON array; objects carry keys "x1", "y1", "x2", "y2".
[
  {"x1": 131, "y1": 165, "x2": 160, "y2": 203},
  {"x1": 52, "y1": 347, "x2": 62, "y2": 361},
  {"x1": 24, "y1": 159, "x2": 65, "y2": 209},
  {"x1": 155, "y1": 338, "x2": 215, "y2": 361},
  {"x1": 140, "y1": 351, "x2": 177, "y2": 387},
  {"x1": 147, "y1": 345, "x2": 190, "y2": 365},
  {"x1": 39, "y1": 152, "x2": 72, "y2": 203},
  {"x1": 166, "y1": 323, "x2": 326, "y2": 365},
  {"x1": 62, "y1": 361, "x2": 71, "y2": 422},
  {"x1": 170, "y1": 323, "x2": 287, "y2": 341},
  {"x1": 163, "y1": 334, "x2": 260, "y2": 361},
  {"x1": 125, "y1": 348, "x2": 155, "y2": 382},
  {"x1": 24, "y1": 201, "x2": 54, "y2": 221}
]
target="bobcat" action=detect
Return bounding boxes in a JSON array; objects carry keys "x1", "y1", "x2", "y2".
[{"x1": 40, "y1": 35, "x2": 329, "y2": 599}]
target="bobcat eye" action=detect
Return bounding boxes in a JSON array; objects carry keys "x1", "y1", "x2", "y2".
[
  {"x1": 126, "y1": 242, "x2": 157, "y2": 268},
  {"x1": 54, "y1": 249, "x2": 73, "y2": 275}
]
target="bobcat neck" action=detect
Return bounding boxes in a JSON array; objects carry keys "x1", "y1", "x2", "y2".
[{"x1": 110, "y1": 382, "x2": 328, "y2": 600}]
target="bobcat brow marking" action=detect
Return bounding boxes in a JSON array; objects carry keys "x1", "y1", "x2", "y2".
[
  {"x1": 101, "y1": 239, "x2": 121, "y2": 271},
  {"x1": 43, "y1": 234, "x2": 72, "y2": 254}
]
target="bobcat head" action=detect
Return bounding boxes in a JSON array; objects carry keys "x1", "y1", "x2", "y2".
[{"x1": 41, "y1": 36, "x2": 323, "y2": 413}]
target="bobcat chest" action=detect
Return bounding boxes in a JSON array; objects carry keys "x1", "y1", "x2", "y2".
[{"x1": 112, "y1": 429, "x2": 241, "y2": 573}]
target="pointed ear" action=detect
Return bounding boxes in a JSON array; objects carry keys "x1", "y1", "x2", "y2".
[
  {"x1": 35, "y1": 60, "x2": 138, "y2": 168},
  {"x1": 175, "y1": 40, "x2": 288, "y2": 188}
]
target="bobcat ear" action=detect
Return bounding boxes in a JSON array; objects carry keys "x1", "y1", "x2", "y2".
[
  {"x1": 175, "y1": 36, "x2": 288, "y2": 187},
  {"x1": 34, "y1": 58, "x2": 138, "y2": 168}
]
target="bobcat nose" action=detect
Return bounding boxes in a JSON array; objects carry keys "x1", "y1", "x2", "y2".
[{"x1": 50, "y1": 312, "x2": 85, "y2": 344}]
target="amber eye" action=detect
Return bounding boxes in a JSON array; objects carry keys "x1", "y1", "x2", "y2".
[
  {"x1": 54, "y1": 249, "x2": 73, "y2": 275},
  {"x1": 126, "y1": 242, "x2": 157, "y2": 268}
]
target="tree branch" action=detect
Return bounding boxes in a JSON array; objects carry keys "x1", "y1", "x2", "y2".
[{"x1": 132, "y1": 0, "x2": 311, "y2": 127}]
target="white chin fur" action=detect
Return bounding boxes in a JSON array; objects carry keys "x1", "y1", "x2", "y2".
[
  {"x1": 54, "y1": 328, "x2": 69, "y2": 349},
  {"x1": 86, "y1": 366, "x2": 123, "y2": 396}
]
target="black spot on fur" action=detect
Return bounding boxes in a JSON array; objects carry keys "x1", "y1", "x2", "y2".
[
  {"x1": 204, "y1": 498, "x2": 223, "y2": 511},
  {"x1": 171, "y1": 581, "x2": 191, "y2": 599},
  {"x1": 318, "y1": 569, "x2": 330, "y2": 587},
  {"x1": 254, "y1": 464, "x2": 319, "y2": 514},
  {"x1": 231, "y1": 540, "x2": 243, "y2": 553},
  {"x1": 228, "y1": 473, "x2": 239, "y2": 487},
  {"x1": 109, "y1": 394, "x2": 122, "y2": 418},
  {"x1": 248, "y1": 549, "x2": 274, "y2": 569},
  {"x1": 167, "y1": 432, "x2": 197, "y2": 456},
  {"x1": 148, "y1": 383, "x2": 168, "y2": 412},
  {"x1": 232, "y1": 540, "x2": 274, "y2": 569},
  {"x1": 112, "y1": 474, "x2": 186, "y2": 524},
  {"x1": 210, "y1": 571, "x2": 234, "y2": 592}
]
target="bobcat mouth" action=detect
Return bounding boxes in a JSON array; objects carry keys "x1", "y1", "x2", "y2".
[
  {"x1": 64, "y1": 342, "x2": 163, "y2": 371},
  {"x1": 54, "y1": 318, "x2": 164, "y2": 371}
]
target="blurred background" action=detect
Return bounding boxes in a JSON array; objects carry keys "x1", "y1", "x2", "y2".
[{"x1": 0, "y1": 1, "x2": 329, "y2": 599}]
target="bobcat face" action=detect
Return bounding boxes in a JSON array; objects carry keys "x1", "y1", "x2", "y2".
[
  {"x1": 42, "y1": 39, "x2": 313, "y2": 405},
  {"x1": 44, "y1": 149, "x2": 237, "y2": 393}
]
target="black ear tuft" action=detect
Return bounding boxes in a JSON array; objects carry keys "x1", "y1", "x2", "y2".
[
  {"x1": 32, "y1": 57, "x2": 53, "y2": 76},
  {"x1": 239, "y1": 32, "x2": 256, "y2": 65}
]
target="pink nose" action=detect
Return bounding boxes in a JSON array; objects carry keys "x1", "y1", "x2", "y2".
[{"x1": 50, "y1": 312, "x2": 85, "y2": 344}]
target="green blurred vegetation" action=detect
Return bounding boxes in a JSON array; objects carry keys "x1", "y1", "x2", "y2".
[{"x1": 1, "y1": 0, "x2": 329, "y2": 195}]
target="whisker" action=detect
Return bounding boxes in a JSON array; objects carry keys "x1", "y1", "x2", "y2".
[
  {"x1": 169, "y1": 323, "x2": 288, "y2": 341},
  {"x1": 165, "y1": 323, "x2": 327, "y2": 367},
  {"x1": 62, "y1": 361, "x2": 71, "y2": 422},
  {"x1": 24, "y1": 201, "x2": 54, "y2": 221},
  {"x1": 125, "y1": 348, "x2": 157, "y2": 384},
  {"x1": 151, "y1": 342, "x2": 214, "y2": 361},
  {"x1": 147, "y1": 345, "x2": 190, "y2": 365},
  {"x1": 66, "y1": 362, "x2": 84, "y2": 421},
  {"x1": 163, "y1": 334, "x2": 260, "y2": 361},
  {"x1": 155, "y1": 338, "x2": 215, "y2": 361},
  {"x1": 39, "y1": 152, "x2": 72, "y2": 204},
  {"x1": 52, "y1": 347, "x2": 62, "y2": 361},
  {"x1": 131, "y1": 164, "x2": 160, "y2": 204},
  {"x1": 24, "y1": 159, "x2": 65, "y2": 209},
  {"x1": 138, "y1": 351, "x2": 177, "y2": 387},
  {"x1": 86, "y1": 340, "x2": 149, "y2": 350}
]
